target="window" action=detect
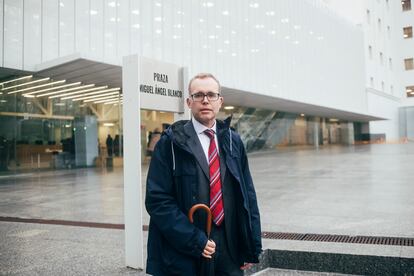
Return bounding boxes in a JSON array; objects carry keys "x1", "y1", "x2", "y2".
[
  {"x1": 380, "y1": 52, "x2": 384, "y2": 65},
  {"x1": 406, "y1": 86, "x2": 414, "y2": 97},
  {"x1": 405, "y1": 58, "x2": 414, "y2": 70},
  {"x1": 403, "y1": 26, "x2": 413, "y2": 39},
  {"x1": 369, "y1": 46, "x2": 373, "y2": 59},
  {"x1": 402, "y1": 0, "x2": 412, "y2": 11}
]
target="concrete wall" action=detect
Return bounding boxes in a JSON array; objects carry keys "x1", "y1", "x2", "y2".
[{"x1": 367, "y1": 89, "x2": 400, "y2": 140}]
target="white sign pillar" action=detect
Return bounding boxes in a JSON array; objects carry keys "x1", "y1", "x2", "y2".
[
  {"x1": 122, "y1": 55, "x2": 143, "y2": 269},
  {"x1": 122, "y1": 55, "x2": 186, "y2": 270}
]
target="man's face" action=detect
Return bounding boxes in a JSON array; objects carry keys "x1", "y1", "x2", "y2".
[{"x1": 187, "y1": 77, "x2": 223, "y2": 128}]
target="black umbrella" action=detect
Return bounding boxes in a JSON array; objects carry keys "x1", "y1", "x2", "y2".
[{"x1": 188, "y1": 204, "x2": 214, "y2": 276}]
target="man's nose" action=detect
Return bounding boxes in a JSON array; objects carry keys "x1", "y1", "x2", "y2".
[{"x1": 201, "y1": 95, "x2": 209, "y2": 103}]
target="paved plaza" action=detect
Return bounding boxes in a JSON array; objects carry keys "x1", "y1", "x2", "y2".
[{"x1": 1, "y1": 143, "x2": 414, "y2": 275}]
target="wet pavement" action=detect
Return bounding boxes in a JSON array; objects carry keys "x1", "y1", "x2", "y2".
[{"x1": 1, "y1": 143, "x2": 413, "y2": 274}]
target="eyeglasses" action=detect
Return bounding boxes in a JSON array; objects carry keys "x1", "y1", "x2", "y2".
[{"x1": 190, "y1": 92, "x2": 221, "y2": 102}]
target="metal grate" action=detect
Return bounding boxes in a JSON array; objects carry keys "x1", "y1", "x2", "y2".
[
  {"x1": 1, "y1": 216, "x2": 413, "y2": 247},
  {"x1": 261, "y1": 231, "x2": 414, "y2": 247}
]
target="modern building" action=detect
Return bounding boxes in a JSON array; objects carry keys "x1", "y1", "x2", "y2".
[{"x1": 0, "y1": 0, "x2": 411, "y2": 174}]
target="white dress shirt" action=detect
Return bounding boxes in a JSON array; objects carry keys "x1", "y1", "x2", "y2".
[{"x1": 192, "y1": 118, "x2": 220, "y2": 163}]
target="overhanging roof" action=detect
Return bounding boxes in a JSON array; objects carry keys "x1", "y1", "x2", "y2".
[
  {"x1": 1, "y1": 55, "x2": 386, "y2": 122},
  {"x1": 222, "y1": 87, "x2": 385, "y2": 122}
]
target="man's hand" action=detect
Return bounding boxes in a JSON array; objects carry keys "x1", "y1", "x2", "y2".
[
  {"x1": 240, "y1": 263, "x2": 253, "y2": 270},
  {"x1": 202, "y1": 239, "x2": 216, "y2": 258}
]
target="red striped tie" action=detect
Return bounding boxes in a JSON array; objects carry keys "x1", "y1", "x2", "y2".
[{"x1": 204, "y1": 129, "x2": 224, "y2": 226}]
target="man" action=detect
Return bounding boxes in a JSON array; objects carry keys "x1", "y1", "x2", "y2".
[{"x1": 145, "y1": 73, "x2": 262, "y2": 275}]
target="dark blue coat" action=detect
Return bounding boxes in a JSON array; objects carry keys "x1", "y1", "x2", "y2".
[{"x1": 145, "y1": 118, "x2": 262, "y2": 275}]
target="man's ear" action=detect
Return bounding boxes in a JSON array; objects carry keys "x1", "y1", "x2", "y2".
[{"x1": 186, "y1": 97, "x2": 191, "y2": 108}]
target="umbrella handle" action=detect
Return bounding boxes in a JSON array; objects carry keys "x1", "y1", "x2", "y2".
[{"x1": 188, "y1": 203, "x2": 212, "y2": 238}]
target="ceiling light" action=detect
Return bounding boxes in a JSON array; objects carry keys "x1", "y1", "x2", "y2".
[
  {"x1": 224, "y1": 106, "x2": 234, "y2": 110},
  {"x1": 281, "y1": 18, "x2": 289, "y2": 23},
  {"x1": 54, "y1": 102, "x2": 66, "y2": 106},
  {"x1": 39, "y1": 84, "x2": 97, "y2": 98},
  {"x1": 75, "y1": 92, "x2": 120, "y2": 102},
  {"x1": 4, "y1": 77, "x2": 50, "y2": 92},
  {"x1": 62, "y1": 88, "x2": 120, "y2": 100},
  {"x1": 7, "y1": 79, "x2": 66, "y2": 94},
  {"x1": 103, "y1": 123, "x2": 115, "y2": 127},
  {"x1": 202, "y1": 2, "x2": 214, "y2": 7},
  {"x1": 23, "y1": 82, "x2": 81, "y2": 95},
  {"x1": 265, "y1": 11, "x2": 275, "y2": 16},
  {"x1": 132, "y1": 10, "x2": 139, "y2": 15},
  {"x1": 104, "y1": 100, "x2": 123, "y2": 105},
  {"x1": 0, "y1": 75, "x2": 33, "y2": 86},
  {"x1": 0, "y1": 100, "x2": 7, "y2": 103},
  {"x1": 132, "y1": 24, "x2": 140, "y2": 29},
  {"x1": 300, "y1": 113, "x2": 305, "y2": 117},
  {"x1": 23, "y1": 94, "x2": 35, "y2": 98},
  {"x1": 222, "y1": 11, "x2": 229, "y2": 15},
  {"x1": 249, "y1": 3, "x2": 259, "y2": 8},
  {"x1": 94, "y1": 97, "x2": 123, "y2": 104},
  {"x1": 294, "y1": 25, "x2": 301, "y2": 30}
]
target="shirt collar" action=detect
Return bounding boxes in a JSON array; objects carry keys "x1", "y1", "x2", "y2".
[{"x1": 192, "y1": 117, "x2": 217, "y2": 135}]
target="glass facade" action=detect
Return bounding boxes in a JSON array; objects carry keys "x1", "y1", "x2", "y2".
[{"x1": 218, "y1": 106, "x2": 356, "y2": 153}]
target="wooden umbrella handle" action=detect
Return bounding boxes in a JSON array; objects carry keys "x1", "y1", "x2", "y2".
[{"x1": 188, "y1": 204, "x2": 212, "y2": 238}]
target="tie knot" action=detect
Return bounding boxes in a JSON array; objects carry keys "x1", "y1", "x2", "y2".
[{"x1": 204, "y1": 129, "x2": 215, "y2": 140}]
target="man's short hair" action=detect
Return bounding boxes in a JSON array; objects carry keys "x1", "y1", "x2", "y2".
[{"x1": 188, "y1": 73, "x2": 221, "y2": 94}]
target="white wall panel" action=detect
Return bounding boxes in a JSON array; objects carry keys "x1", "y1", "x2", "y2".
[
  {"x1": 117, "y1": 0, "x2": 130, "y2": 61},
  {"x1": 75, "y1": 0, "x2": 89, "y2": 54},
  {"x1": 42, "y1": 0, "x2": 59, "y2": 62},
  {"x1": 368, "y1": 91, "x2": 399, "y2": 140},
  {"x1": 4, "y1": 0, "x2": 23, "y2": 69},
  {"x1": 23, "y1": 0, "x2": 41, "y2": 70},
  {"x1": 140, "y1": 0, "x2": 152, "y2": 58},
  {"x1": 103, "y1": 0, "x2": 117, "y2": 63},
  {"x1": 90, "y1": 0, "x2": 104, "y2": 59},
  {"x1": 129, "y1": 0, "x2": 140, "y2": 55},
  {"x1": 59, "y1": 0, "x2": 75, "y2": 57}
]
